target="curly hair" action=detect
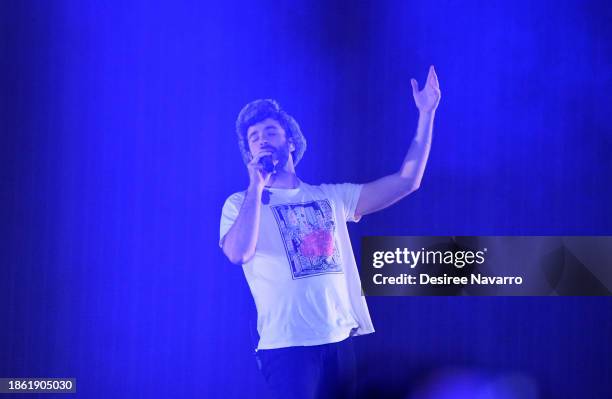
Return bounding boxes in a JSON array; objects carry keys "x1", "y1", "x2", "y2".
[{"x1": 235, "y1": 99, "x2": 307, "y2": 166}]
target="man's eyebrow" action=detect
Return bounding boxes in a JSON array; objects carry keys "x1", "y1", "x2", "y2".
[{"x1": 263, "y1": 125, "x2": 278, "y2": 130}]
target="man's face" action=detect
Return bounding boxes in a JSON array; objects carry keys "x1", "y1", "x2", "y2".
[{"x1": 246, "y1": 118, "x2": 295, "y2": 168}]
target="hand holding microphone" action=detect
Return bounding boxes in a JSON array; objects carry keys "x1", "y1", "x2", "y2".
[{"x1": 247, "y1": 148, "x2": 278, "y2": 192}]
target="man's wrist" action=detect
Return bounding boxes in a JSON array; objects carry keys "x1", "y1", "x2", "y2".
[
  {"x1": 247, "y1": 184, "x2": 264, "y2": 197},
  {"x1": 418, "y1": 109, "x2": 436, "y2": 119}
]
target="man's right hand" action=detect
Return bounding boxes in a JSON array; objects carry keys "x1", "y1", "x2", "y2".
[{"x1": 247, "y1": 150, "x2": 277, "y2": 192}]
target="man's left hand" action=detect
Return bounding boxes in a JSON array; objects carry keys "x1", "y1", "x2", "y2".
[{"x1": 411, "y1": 65, "x2": 441, "y2": 113}]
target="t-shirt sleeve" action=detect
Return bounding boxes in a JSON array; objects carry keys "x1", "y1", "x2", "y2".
[
  {"x1": 219, "y1": 193, "x2": 245, "y2": 248},
  {"x1": 321, "y1": 183, "x2": 364, "y2": 223}
]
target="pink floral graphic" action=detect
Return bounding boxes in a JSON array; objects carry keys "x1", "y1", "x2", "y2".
[{"x1": 300, "y1": 229, "x2": 334, "y2": 257}]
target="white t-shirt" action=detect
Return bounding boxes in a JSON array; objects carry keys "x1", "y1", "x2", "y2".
[{"x1": 219, "y1": 180, "x2": 375, "y2": 350}]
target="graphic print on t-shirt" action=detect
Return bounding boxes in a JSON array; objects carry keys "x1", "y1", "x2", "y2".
[{"x1": 271, "y1": 200, "x2": 343, "y2": 278}]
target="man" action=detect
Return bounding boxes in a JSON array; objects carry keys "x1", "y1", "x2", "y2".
[{"x1": 219, "y1": 66, "x2": 441, "y2": 398}]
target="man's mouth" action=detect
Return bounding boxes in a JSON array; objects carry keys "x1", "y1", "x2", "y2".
[{"x1": 260, "y1": 146, "x2": 276, "y2": 154}]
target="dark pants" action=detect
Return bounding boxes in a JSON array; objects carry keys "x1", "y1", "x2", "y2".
[{"x1": 255, "y1": 338, "x2": 357, "y2": 399}]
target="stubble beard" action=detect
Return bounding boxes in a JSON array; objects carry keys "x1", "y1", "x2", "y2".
[{"x1": 273, "y1": 142, "x2": 291, "y2": 171}]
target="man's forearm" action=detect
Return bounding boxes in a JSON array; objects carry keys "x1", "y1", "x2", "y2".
[
  {"x1": 222, "y1": 187, "x2": 263, "y2": 265},
  {"x1": 398, "y1": 110, "x2": 435, "y2": 188},
  {"x1": 354, "y1": 110, "x2": 436, "y2": 217}
]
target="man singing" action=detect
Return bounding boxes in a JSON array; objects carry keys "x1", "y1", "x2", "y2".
[{"x1": 219, "y1": 66, "x2": 441, "y2": 398}]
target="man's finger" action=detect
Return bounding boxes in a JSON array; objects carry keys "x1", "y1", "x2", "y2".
[
  {"x1": 249, "y1": 152, "x2": 272, "y2": 166},
  {"x1": 254, "y1": 151, "x2": 273, "y2": 162},
  {"x1": 428, "y1": 65, "x2": 439, "y2": 88},
  {"x1": 411, "y1": 78, "x2": 419, "y2": 95}
]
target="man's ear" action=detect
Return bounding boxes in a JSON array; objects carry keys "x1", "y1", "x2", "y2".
[{"x1": 288, "y1": 138, "x2": 296, "y2": 152}]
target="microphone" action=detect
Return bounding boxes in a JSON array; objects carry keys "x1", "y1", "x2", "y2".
[{"x1": 259, "y1": 155, "x2": 276, "y2": 174}]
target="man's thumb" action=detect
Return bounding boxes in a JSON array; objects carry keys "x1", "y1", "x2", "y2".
[{"x1": 411, "y1": 79, "x2": 419, "y2": 94}]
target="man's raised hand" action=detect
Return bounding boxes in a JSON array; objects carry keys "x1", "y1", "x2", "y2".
[{"x1": 410, "y1": 65, "x2": 441, "y2": 113}]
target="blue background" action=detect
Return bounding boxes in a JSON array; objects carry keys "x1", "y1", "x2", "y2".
[{"x1": 1, "y1": 1, "x2": 611, "y2": 398}]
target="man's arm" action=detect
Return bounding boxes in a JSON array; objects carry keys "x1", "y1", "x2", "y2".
[
  {"x1": 221, "y1": 187, "x2": 263, "y2": 265},
  {"x1": 355, "y1": 66, "x2": 441, "y2": 219},
  {"x1": 221, "y1": 149, "x2": 275, "y2": 265}
]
